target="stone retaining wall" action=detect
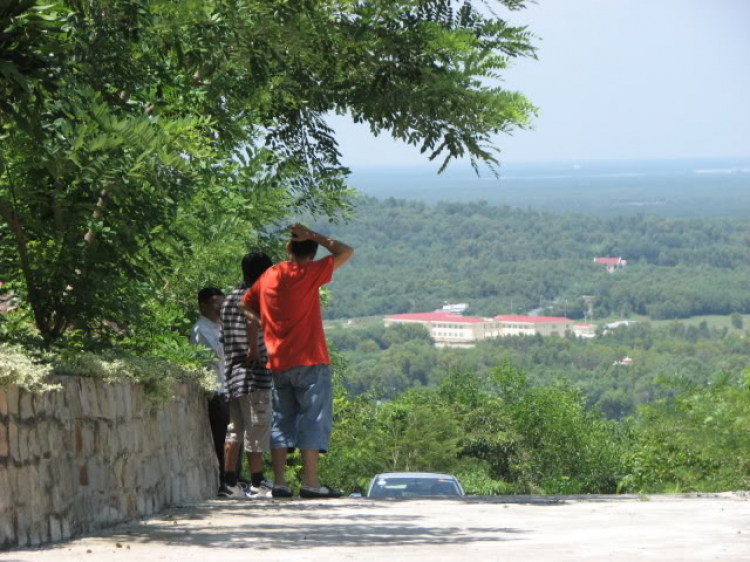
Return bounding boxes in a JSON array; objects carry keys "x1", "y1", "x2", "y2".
[{"x1": 0, "y1": 377, "x2": 218, "y2": 549}]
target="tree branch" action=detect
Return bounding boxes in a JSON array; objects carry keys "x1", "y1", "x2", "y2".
[{"x1": 83, "y1": 188, "x2": 109, "y2": 244}]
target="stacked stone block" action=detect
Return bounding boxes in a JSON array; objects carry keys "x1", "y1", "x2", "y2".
[{"x1": 0, "y1": 378, "x2": 218, "y2": 549}]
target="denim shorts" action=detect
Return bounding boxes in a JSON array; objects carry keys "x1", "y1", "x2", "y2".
[{"x1": 271, "y1": 364, "x2": 333, "y2": 452}]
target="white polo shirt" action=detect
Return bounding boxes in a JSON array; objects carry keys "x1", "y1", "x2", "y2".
[{"x1": 190, "y1": 316, "x2": 226, "y2": 394}]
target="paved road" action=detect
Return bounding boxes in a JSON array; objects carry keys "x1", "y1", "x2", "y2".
[{"x1": 3, "y1": 493, "x2": 749, "y2": 562}]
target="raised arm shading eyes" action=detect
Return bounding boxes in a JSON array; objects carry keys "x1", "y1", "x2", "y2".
[{"x1": 290, "y1": 224, "x2": 354, "y2": 271}]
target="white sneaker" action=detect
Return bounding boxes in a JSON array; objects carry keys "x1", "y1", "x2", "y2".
[
  {"x1": 249, "y1": 484, "x2": 273, "y2": 498},
  {"x1": 221, "y1": 484, "x2": 253, "y2": 499}
]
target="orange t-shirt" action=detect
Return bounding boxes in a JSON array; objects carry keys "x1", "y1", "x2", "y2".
[{"x1": 244, "y1": 256, "x2": 334, "y2": 373}]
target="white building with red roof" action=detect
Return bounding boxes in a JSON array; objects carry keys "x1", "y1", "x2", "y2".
[
  {"x1": 492, "y1": 315, "x2": 576, "y2": 337},
  {"x1": 384, "y1": 312, "x2": 593, "y2": 345},
  {"x1": 594, "y1": 257, "x2": 627, "y2": 272},
  {"x1": 384, "y1": 312, "x2": 487, "y2": 347},
  {"x1": 573, "y1": 322, "x2": 597, "y2": 338}
]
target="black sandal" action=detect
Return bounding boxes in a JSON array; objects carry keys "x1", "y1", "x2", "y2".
[
  {"x1": 299, "y1": 485, "x2": 343, "y2": 498},
  {"x1": 272, "y1": 485, "x2": 293, "y2": 498}
]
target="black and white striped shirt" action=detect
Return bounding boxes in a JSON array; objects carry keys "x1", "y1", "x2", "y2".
[{"x1": 220, "y1": 284, "x2": 272, "y2": 399}]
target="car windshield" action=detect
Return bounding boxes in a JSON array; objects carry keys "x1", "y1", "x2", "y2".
[{"x1": 369, "y1": 477, "x2": 461, "y2": 498}]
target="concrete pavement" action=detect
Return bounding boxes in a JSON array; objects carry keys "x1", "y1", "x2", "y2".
[{"x1": 2, "y1": 493, "x2": 749, "y2": 562}]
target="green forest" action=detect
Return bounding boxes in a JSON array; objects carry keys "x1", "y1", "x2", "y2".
[{"x1": 315, "y1": 197, "x2": 750, "y2": 320}]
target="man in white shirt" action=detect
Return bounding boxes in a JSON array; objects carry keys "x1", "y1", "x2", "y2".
[{"x1": 190, "y1": 287, "x2": 227, "y2": 496}]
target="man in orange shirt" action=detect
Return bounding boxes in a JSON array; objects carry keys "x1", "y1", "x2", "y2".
[{"x1": 241, "y1": 224, "x2": 354, "y2": 498}]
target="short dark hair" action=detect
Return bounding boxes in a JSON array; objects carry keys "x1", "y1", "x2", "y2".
[
  {"x1": 242, "y1": 252, "x2": 273, "y2": 285},
  {"x1": 198, "y1": 287, "x2": 224, "y2": 304},
  {"x1": 289, "y1": 239, "x2": 318, "y2": 259}
]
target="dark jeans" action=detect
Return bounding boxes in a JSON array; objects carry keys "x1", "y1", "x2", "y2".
[{"x1": 207, "y1": 393, "x2": 230, "y2": 487}]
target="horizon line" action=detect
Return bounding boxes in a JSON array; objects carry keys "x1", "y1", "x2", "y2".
[{"x1": 346, "y1": 154, "x2": 750, "y2": 169}]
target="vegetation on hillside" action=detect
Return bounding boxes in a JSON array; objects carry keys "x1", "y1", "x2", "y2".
[
  {"x1": 328, "y1": 321, "x2": 750, "y2": 418},
  {"x1": 318, "y1": 357, "x2": 750, "y2": 495},
  {"x1": 313, "y1": 197, "x2": 750, "y2": 321}
]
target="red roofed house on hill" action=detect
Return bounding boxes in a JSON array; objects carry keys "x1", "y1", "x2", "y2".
[
  {"x1": 594, "y1": 257, "x2": 628, "y2": 273},
  {"x1": 384, "y1": 312, "x2": 487, "y2": 348}
]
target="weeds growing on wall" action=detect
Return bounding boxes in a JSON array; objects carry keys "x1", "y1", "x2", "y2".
[{"x1": 0, "y1": 343, "x2": 213, "y2": 403}]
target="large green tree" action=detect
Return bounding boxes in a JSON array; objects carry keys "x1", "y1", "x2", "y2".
[{"x1": 0, "y1": 0, "x2": 536, "y2": 344}]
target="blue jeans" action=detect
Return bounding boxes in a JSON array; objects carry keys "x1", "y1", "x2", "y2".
[{"x1": 271, "y1": 364, "x2": 333, "y2": 452}]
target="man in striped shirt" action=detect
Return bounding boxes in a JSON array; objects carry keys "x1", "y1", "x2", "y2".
[{"x1": 219, "y1": 252, "x2": 274, "y2": 498}]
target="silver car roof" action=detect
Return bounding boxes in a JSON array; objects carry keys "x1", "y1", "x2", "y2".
[{"x1": 372, "y1": 472, "x2": 457, "y2": 480}]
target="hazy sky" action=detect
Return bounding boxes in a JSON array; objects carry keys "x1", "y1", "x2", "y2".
[{"x1": 329, "y1": 0, "x2": 750, "y2": 167}]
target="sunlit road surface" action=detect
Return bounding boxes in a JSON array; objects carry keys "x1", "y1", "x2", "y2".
[{"x1": 3, "y1": 493, "x2": 749, "y2": 562}]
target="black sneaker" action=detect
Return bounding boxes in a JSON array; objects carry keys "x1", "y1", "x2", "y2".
[{"x1": 271, "y1": 485, "x2": 293, "y2": 498}]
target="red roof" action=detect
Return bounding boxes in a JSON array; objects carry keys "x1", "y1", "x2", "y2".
[
  {"x1": 594, "y1": 257, "x2": 622, "y2": 265},
  {"x1": 386, "y1": 312, "x2": 485, "y2": 324},
  {"x1": 493, "y1": 315, "x2": 573, "y2": 324}
]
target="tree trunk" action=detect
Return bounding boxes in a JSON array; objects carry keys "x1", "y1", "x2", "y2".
[{"x1": 0, "y1": 199, "x2": 59, "y2": 344}]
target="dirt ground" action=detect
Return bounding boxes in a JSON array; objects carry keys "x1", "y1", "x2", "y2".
[{"x1": 3, "y1": 493, "x2": 749, "y2": 562}]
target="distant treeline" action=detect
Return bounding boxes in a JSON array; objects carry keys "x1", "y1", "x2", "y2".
[{"x1": 315, "y1": 197, "x2": 750, "y2": 320}]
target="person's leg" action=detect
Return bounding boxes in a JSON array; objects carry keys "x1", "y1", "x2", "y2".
[
  {"x1": 241, "y1": 388, "x2": 272, "y2": 490},
  {"x1": 294, "y1": 365, "x2": 334, "y2": 491},
  {"x1": 271, "y1": 448, "x2": 288, "y2": 486},
  {"x1": 224, "y1": 398, "x2": 246, "y2": 488},
  {"x1": 236, "y1": 443, "x2": 245, "y2": 482},
  {"x1": 270, "y1": 370, "x2": 299, "y2": 488},
  {"x1": 247, "y1": 451, "x2": 264, "y2": 474},
  {"x1": 301, "y1": 449, "x2": 320, "y2": 488},
  {"x1": 207, "y1": 393, "x2": 229, "y2": 490},
  {"x1": 225, "y1": 441, "x2": 242, "y2": 478}
]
